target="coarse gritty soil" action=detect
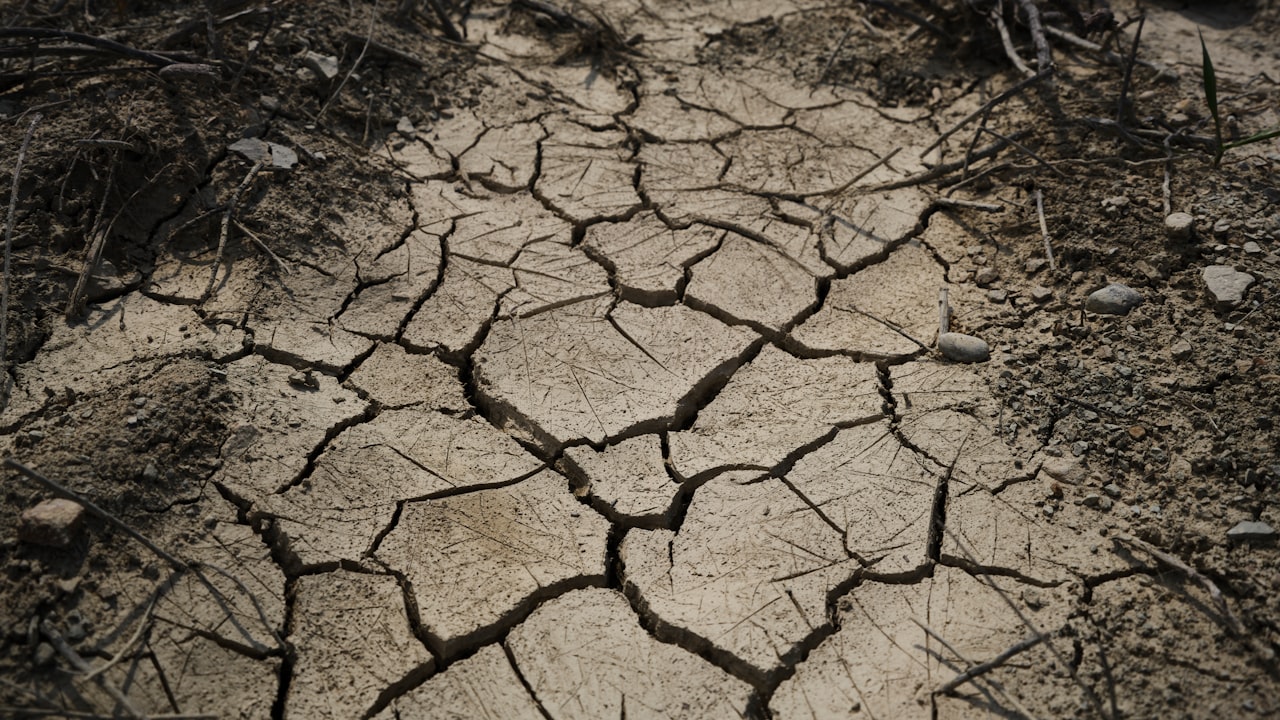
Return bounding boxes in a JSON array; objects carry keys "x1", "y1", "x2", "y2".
[{"x1": 0, "y1": 0, "x2": 1277, "y2": 718}]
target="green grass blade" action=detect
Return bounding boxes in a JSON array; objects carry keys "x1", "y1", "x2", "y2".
[
  {"x1": 1222, "y1": 126, "x2": 1280, "y2": 150},
  {"x1": 1199, "y1": 29, "x2": 1223, "y2": 163}
]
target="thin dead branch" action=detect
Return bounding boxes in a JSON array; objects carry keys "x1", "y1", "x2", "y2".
[
  {"x1": 1115, "y1": 15, "x2": 1146, "y2": 123},
  {"x1": 2, "y1": 113, "x2": 40, "y2": 409},
  {"x1": 992, "y1": 0, "x2": 1033, "y2": 77},
  {"x1": 40, "y1": 621, "x2": 145, "y2": 719},
  {"x1": 204, "y1": 159, "x2": 266, "y2": 303},
  {"x1": 1035, "y1": 188, "x2": 1055, "y2": 270},
  {"x1": 1016, "y1": 0, "x2": 1053, "y2": 75},
  {"x1": 911, "y1": 618, "x2": 1041, "y2": 719},
  {"x1": 317, "y1": 1, "x2": 378, "y2": 123},
  {"x1": 978, "y1": 126, "x2": 1069, "y2": 178},
  {"x1": 919, "y1": 70, "x2": 1052, "y2": 159},
  {"x1": 0, "y1": 27, "x2": 200, "y2": 67},
  {"x1": 856, "y1": 0, "x2": 951, "y2": 40},
  {"x1": 65, "y1": 150, "x2": 119, "y2": 321},
  {"x1": 233, "y1": 219, "x2": 292, "y2": 275},
  {"x1": 4, "y1": 459, "x2": 189, "y2": 571},
  {"x1": 879, "y1": 131, "x2": 1029, "y2": 190},
  {"x1": 935, "y1": 632, "x2": 1047, "y2": 694},
  {"x1": 1112, "y1": 533, "x2": 1246, "y2": 637}
]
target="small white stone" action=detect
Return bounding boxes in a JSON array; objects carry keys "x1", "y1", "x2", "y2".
[{"x1": 938, "y1": 332, "x2": 990, "y2": 363}]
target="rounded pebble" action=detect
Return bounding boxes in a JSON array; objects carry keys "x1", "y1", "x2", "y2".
[
  {"x1": 1164, "y1": 212, "x2": 1194, "y2": 240},
  {"x1": 1085, "y1": 284, "x2": 1143, "y2": 315},
  {"x1": 938, "y1": 332, "x2": 990, "y2": 363}
]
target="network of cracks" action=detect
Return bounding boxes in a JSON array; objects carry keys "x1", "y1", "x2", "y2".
[{"x1": 3, "y1": 2, "x2": 1270, "y2": 718}]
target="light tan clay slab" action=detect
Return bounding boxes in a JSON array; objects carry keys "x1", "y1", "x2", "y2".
[
  {"x1": 561, "y1": 434, "x2": 677, "y2": 526},
  {"x1": 474, "y1": 297, "x2": 757, "y2": 451},
  {"x1": 770, "y1": 566, "x2": 1074, "y2": 720},
  {"x1": 622, "y1": 472, "x2": 859, "y2": 683},
  {"x1": 684, "y1": 233, "x2": 818, "y2": 332},
  {"x1": 501, "y1": 237, "x2": 612, "y2": 317},
  {"x1": 2, "y1": 293, "x2": 244, "y2": 423},
  {"x1": 287, "y1": 571, "x2": 432, "y2": 720},
  {"x1": 374, "y1": 644, "x2": 543, "y2": 720},
  {"x1": 344, "y1": 342, "x2": 469, "y2": 411},
  {"x1": 375, "y1": 470, "x2": 610, "y2": 657},
  {"x1": 537, "y1": 118, "x2": 641, "y2": 223},
  {"x1": 401, "y1": 256, "x2": 516, "y2": 357},
  {"x1": 784, "y1": 420, "x2": 941, "y2": 576},
  {"x1": 790, "y1": 242, "x2": 942, "y2": 359},
  {"x1": 459, "y1": 120, "x2": 545, "y2": 191},
  {"x1": 582, "y1": 212, "x2": 723, "y2": 305},
  {"x1": 507, "y1": 588, "x2": 754, "y2": 719},
  {"x1": 338, "y1": 228, "x2": 444, "y2": 340},
  {"x1": 132, "y1": 633, "x2": 278, "y2": 720},
  {"x1": 258, "y1": 407, "x2": 542, "y2": 569},
  {"x1": 216, "y1": 353, "x2": 367, "y2": 501},
  {"x1": 890, "y1": 362, "x2": 1042, "y2": 493},
  {"x1": 668, "y1": 345, "x2": 883, "y2": 480}
]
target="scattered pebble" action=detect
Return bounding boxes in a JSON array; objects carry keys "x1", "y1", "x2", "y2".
[
  {"x1": 1042, "y1": 457, "x2": 1087, "y2": 485},
  {"x1": 1128, "y1": 425, "x2": 1146, "y2": 440},
  {"x1": 1103, "y1": 483, "x2": 1122, "y2": 498},
  {"x1": 1164, "y1": 212, "x2": 1195, "y2": 240},
  {"x1": 938, "y1": 332, "x2": 990, "y2": 363},
  {"x1": 1201, "y1": 265, "x2": 1255, "y2": 311},
  {"x1": 396, "y1": 116, "x2": 416, "y2": 140},
  {"x1": 1085, "y1": 284, "x2": 1143, "y2": 315},
  {"x1": 974, "y1": 268, "x2": 1000, "y2": 286},
  {"x1": 1227, "y1": 520, "x2": 1275, "y2": 542},
  {"x1": 1083, "y1": 493, "x2": 1102, "y2": 508},
  {"x1": 1213, "y1": 219, "x2": 1232, "y2": 237},
  {"x1": 1026, "y1": 258, "x2": 1048, "y2": 274},
  {"x1": 32, "y1": 642, "x2": 56, "y2": 668},
  {"x1": 18, "y1": 499, "x2": 86, "y2": 549},
  {"x1": 1170, "y1": 338, "x2": 1193, "y2": 360},
  {"x1": 301, "y1": 51, "x2": 339, "y2": 81},
  {"x1": 1243, "y1": 241, "x2": 1262, "y2": 255},
  {"x1": 986, "y1": 289, "x2": 1008, "y2": 303},
  {"x1": 1030, "y1": 285, "x2": 1053, "y2": 303}
]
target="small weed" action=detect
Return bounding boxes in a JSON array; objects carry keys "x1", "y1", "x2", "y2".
[{"x1": 1199, "y1": 29, "x2": 1280, "y2": 166}]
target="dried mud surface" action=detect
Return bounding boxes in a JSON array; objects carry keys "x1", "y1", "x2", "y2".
[{"x1": 1, "y1": 0, "x2": 1278, "y2": 718}]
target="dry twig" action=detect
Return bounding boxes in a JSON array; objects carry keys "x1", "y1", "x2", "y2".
[
  {"x1": 1, "y1": 113, "x2": 40, "y2": 408},
  {"x1": 204, "y1": 160, "x2": 266, "y2": 303},
  {"x1": 40, "y1": 621, "x2": 145, "y2": 719},
  {"x1": 919, "y1": 70, "x2": 1052, "y2": 159},
  {"x1": 1035, "y1": 188, "x2": 1055, "y2": 270}
]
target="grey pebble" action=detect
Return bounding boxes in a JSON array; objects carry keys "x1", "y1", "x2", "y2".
[
  {"x1": 1085, "y1": 284, "x2": 1143, "y2": 315},
  {"x1": 938, "y1": 332, "x2": 990, "y2": 363},
  {"x1": 1164, "y1": 212, "x2": 1195, "y2": 240},
  {"x1": 1201, "y1": 265, "x2": 1255, "y2": 311},
  {"x1": 1227, "y1": 520, "x2": 1276, "y2": 542},
  {"x1": 33, "y1": 642, "x2": 56, "y2": 667}
]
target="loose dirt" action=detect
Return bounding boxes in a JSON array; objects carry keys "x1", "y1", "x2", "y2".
[{"x1": 1, "y1": 0, "x2": 1277, "y2": 718}]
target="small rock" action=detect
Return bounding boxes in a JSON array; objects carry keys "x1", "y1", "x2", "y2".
[
  {"x1": 288, "y1": 370, "x2": 319, "y2": 390},
  {"x1": 938, "y1": 333, "x2": 990, "y2": 363},
  {"x1": 1082, "y1": 493, "x2": 1102, "y2": 508},
  {"x1": 33, "y1": 642, "x2": 56, "y2": 668},
  {"x1": 974, "y1": 268, "x2": 1000, "y2": 286},
  {"x1": 396, "y1": 116, "x2": 416, "y2": 140},
  {"x1": 229, "y1": 138, "x2": 298, "y2": 170},
  {"x1": 986, "y1": 289, "x2": 1008, "y2": 303},
  {"x1": 1164, "y1": 212, "x2": 1195, "y2": 240},
  {"x1": 1170, "y1": 338, "x2": 1193, "y2": 360},
  {"x1": 301, "y1": 51, "x2": 339, "y2": 81},
  {"x1": 1030, "y1": 285, "x2": 1053, "y2": 303},
  {"x1": 1201, "y1": 265, "x2": 1255, "y2": 311},
  {"x1": 1227, "y1": 520, "x2": 1276, "y2": 542},
  {"x1": 1026, "y1": 258, "x2": 1048, "y2": 274},
  {"x1": 1095, "y1": 345, "x2": 1115, "y2": 361},
  {"x1": 1103, "y1": 483, "x2": 1122, "y2": 498},
  {"x1": 1098, "y1": 496, "x2": 1114, "y2": 511},
  {"x1": 142, "y1": 462, "x2": 160, "y2": 482},
  {"x1": 1128, "y1": 425, "x2": 1146, "y2": 440},
  {"x1": 1243, "y1": 241, "x2": 1262, "y2": 255},
  {"x1": 18, "y1": 499, "x2": 85, "y2": 548},
  {"x1": 1085, "y1": 284, "x2": 1143, "y2": 315},
  {"x1": 1213, "y1": 219, "x2": 1232, "y2": 237},
  {"x1": 1042, "y1": 457, "x2": 1087, "y2": 485}
]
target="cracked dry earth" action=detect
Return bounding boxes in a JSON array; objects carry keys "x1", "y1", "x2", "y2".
[{"x1": 2, "y1": 0, "x2": 1280, "y2": 718}]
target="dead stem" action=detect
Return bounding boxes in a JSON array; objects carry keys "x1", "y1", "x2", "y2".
[
  {"x1": 204, "y1": 159, "x2": 266, "y2": 303},
  {"x1": 1, "y1": 113, "x2": 40, "y2": 409},
  {"x1": 1035, "y1": 188, "x2": 1055, "y2": 270}
]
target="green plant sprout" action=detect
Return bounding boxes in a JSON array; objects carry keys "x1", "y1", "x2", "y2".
[{"x1": 1199, "y1": 29, "x2": 1280, "y2": 166}]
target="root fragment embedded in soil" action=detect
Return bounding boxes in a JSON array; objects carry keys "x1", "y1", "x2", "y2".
[{"x1": 2, "y1": 0, "x2": 1279, "y2": 717}]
